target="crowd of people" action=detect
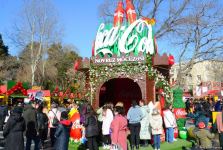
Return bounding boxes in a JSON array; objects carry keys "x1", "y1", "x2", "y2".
[
  {"x1": 2, "y1": 97, "x2": 223, "y2": 150},
  {"x1": 0, "y1": 99, "x2": 179, "y2": 150},
  {"x1": 184, "y1": 98, "x2": 223, "y2": 149}
]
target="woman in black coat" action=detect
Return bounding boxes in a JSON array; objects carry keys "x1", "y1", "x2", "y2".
[
  {"x1": 54, "y1": 111, "x2": 72, "y2": 150},
  {"x1": 37, "y1": 105, "x2": 49, "y2": 149},
  {"x1": 3, "y1": 107, "x2": 26, "y2": 150},
  {"x1": 84, "y1": 104, "x2": 99, "y2": 150}
]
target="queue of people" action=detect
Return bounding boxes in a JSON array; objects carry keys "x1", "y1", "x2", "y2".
[{"x1": 1, "y1": 99, "x2": 179, "y2": 150}]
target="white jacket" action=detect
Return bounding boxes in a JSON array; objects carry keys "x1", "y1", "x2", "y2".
[
  {"x1": 163, "y1": 109, "x2": 177, "y2": 128},
  {"x1": 102, "y1": 109, "x2": 113, "y2": 135},
  {"x1": 149, "y1": 114, "x2": 163, "y2": 135}
]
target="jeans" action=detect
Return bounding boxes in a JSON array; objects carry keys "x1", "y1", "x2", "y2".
[
  {"x1": 26, "y1": 136, "x2": 40, "y2": 150},
  {"x1": 166, "y1": 127, "x2": 174, "y2": 143},
  {"x1": 87, "y1": 136, "x2": 99, "y2": 150},
  {"x1": 129, "y1": 123, "x2": 141, "y2": 147},
  {"x1": 153, "y1": 134, "x2": 161, "y2": 149}
]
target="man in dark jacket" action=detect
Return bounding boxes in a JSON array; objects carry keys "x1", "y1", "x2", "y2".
[
  {"x1": 0, "y1": 104, "x2": 8, "y2": 131},
  {"x1": 23, "y1": 101, "x2": 40, "y2": 150},
  {"x1": 3, "y1": 106, "x2": 26, "y2": 150}
]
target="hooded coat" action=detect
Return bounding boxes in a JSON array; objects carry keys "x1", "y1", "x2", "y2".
[
  {"x1": 194, "y1": 129, "x2": 215, "y2": 149},
  {"x1": 3, "y1": 112, "x2": 26, "y2": 150},
  {"x1": 54, "y1": 120, "x2": 72, "y2": 150}
]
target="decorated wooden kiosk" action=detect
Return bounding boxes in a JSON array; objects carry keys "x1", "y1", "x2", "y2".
[
  {"x1": 6, "y1": 81, "x2": 28, "y2": 105},
  {"x1": 78, "y1": 0, "x2": 174, "y2": 110}
]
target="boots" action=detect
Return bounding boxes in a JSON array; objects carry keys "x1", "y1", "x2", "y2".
[
  {"x1": 136, "y1": 145, "x2": 139, "y2": 150},
  {"x1": 130, "y1": 145, "x2": 134, "y2": 150}
]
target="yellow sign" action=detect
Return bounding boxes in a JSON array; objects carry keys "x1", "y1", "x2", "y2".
[
  {"x1": 0, "y1": 96, "x2": 4, "y2": 99},
  {"x1": 32, "y1": 86, "x2": 42, "y2": 90}
]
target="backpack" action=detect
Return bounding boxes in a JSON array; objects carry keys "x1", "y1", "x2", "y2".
[{"x1": 51, "y1": 110, "x2": 59, "y2": 127}]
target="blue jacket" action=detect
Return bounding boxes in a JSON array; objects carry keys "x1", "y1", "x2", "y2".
[
  {"x1": 54, "y1": 120, "x2": 72, "y2": 150},
  {"x1": 127, "y1": 105, "x2": 143, "y2": 124}
]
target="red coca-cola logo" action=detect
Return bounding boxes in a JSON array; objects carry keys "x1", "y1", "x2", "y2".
[{"x1": 174, "y1": 108, "x2": 186, "y2": 119}]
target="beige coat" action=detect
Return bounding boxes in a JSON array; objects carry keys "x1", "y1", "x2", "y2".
[{"x1": 149, "y1": 114, "x2": 163, "y2": 135}]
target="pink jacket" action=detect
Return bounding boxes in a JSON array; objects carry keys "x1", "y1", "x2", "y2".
[
  {"x1": 110, "y1": 115, "x2": 128, "y2": 150},
  {"x1": 216, "y1": 112, "x2": 223, "y2": 133}
]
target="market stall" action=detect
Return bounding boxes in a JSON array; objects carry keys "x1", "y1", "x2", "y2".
[
  {"x1": 27, "y1": 89, "x2": 51, "y2": 108},
  {"x1": 6, "y1": 81, "x2": 29, "y2": 106}
]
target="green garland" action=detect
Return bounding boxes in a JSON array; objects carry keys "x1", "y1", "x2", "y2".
[{"x1": 89, "y1": 55, "x2": 173, "y2": 105}]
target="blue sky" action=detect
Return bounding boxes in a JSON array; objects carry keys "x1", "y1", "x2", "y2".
[
  {"x1": 0, "y1": 0, "x2": 175, "y2": 58},
  {"x1": 0, "y1": 0, "x2": 104, "y2": 58}
]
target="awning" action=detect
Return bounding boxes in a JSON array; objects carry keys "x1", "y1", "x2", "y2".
[{"x1": 9, "y1": 95, "x2": 28, "y2": 98}]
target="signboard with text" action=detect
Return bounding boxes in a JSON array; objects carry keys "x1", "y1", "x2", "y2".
[{"x1": 174, "y1": 108, "x2": 187, "y2": 119}]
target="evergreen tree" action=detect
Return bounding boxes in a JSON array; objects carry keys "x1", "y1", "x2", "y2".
[{"x1": 0, "y1": 34, "x2": 9, "y2": 57}]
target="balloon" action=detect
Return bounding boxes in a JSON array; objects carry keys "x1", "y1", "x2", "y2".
[{"x1": 168, "y1": 55, "x2": 175, "y2": 66}]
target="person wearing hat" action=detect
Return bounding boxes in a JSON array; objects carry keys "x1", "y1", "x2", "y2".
[
  {"x1": 149, "y1": 109, "x2": 163, "y2": 150},
  {"x1": 194, "y1": 121, "x2": 215, "y2": 149},
  {"x1": 54, "y1": 111, "x2": 72, "y2": 150},
  {"x1": 3, "y1": 106, "x2": 26, "y2": 150}
]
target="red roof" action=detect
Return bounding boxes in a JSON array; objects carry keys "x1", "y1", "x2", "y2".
[
  {"x1": 27, "y1": 89, "x2": 51, "y2": 97},
  {"x1": 0, "y1": 85, "x2": 7, "y2": 94}
]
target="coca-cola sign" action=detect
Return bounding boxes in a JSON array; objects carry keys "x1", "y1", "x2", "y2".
[
  {"x1": 94, "y1": 19, "x2": 155, "y2": 57},
  {"x1": 174, "y1": 108, "x2": 187, "y2": 119}
]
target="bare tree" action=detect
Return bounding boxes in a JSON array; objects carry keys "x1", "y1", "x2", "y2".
[
  {"x1": 11, "y1": 0, "x2": 61, "y2": 86},
  {"x1": 174, "y1": 1, "x2": 223, "y2": 86},
  {"x1": 99, "y1": 0, "x2": 190, "y2": 38},
  {"x1": 99, "y1": 0, "x2": 223, "y2": 87}
]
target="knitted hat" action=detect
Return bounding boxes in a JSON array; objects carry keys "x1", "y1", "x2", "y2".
[{"x1": 198, "y1": 122, "x2": 205, "y2": 129}]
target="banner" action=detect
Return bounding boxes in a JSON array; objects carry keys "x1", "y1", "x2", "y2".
[{"x1": 174, "y1": 108, "x2": 187, "y2": 119}]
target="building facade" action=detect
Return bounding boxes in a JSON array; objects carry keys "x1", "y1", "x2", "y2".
[{"x1": 170, "y1": 60, "x2": 223, "y2": 97}]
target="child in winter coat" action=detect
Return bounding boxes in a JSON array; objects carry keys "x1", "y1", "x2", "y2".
[
  {"x1": 149, "y1": 109, "x2": 163, "y2": 150},
  {"x1": 194, "y1": 121, "x2": 215, "y2": 149},
  {"x1": 163, "y1": 107, "x2": 177, "y2": 143}
]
